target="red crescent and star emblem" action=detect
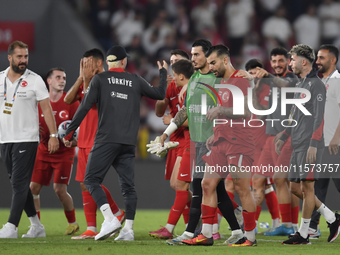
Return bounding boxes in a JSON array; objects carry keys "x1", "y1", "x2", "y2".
[{"x1": 20, "y1": 81, "x2": 28, "y2": 87}]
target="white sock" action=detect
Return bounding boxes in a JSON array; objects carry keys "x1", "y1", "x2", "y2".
[
  {"x1": 165, "y1": 223, "x2": 175, "y2": 233},
  {"x1": 232, "y1": 229, "x2": 243, "y2": 236},
  {"x1": 292, "y1": 223, "x2": 299, "y2": 231},
  {"x1": 201, "y1": 223, "x2": 213, "y2": 238},
  {"x1": 272, "y1": 218, "x2": 280, "y2": 228},
  {"x1": 87, "y1": 226, "x2": 97, "y2": 233},
  {"x1": 245, "y1": 229, "x2": 255, "y2": 242},
  {"x1": 122, "y1": 219, "x2": 134, "y2": 231},
  {"x1": 29, "y1": 215, "x2": 42, "y2": 226},
  {"x1": 212, "y1": 223, "x2": 219, "y2": 234},
  {"x1": 317, "y1": 203, "x2": 336, "y2": 224},
  {"x1": 183, "y1": 231, "x2": 194, "y2": 238},
  {"x1": 282, "y1": 222, "x2": 292, "y2": 228},
  {"x1": 100, "y1": 203, "x2": 114, "y2": 222},
  {"x1": 5, "y1": 222, "x2": 16, "y2": 230},
  {"x1": 114, "y1": 210, "x2": 122, "y2": 217},
  {"x1": 299, "y1": 218, "x2": 310, "y2": 239},
  {"x1": 185, "y1": 223, "x2": 188, "y2": 228}
]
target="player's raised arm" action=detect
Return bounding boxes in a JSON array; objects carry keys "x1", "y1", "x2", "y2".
[{"x1": 64, "y1": 59, "x2": 83, "y2": 104}]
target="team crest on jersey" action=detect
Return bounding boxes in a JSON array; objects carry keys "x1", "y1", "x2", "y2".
[
  {"x1": 59, "y1": 110, "x2": 69, "y2": 119},
  {"x1": 20, "y1": 81, "x2": 28, "y2": 87},
  {"x1": 300, "y1": 93, "x2": 306, "y2": 99}
]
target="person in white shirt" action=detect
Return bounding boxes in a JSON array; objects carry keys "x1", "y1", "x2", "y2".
[
  {"x1": 309, "y1": 44, "x2": 340, "y2": 239},
  {"x1": 0, "y1": 41, "x2": 59, "y2": 239},
  {"x1": 262, "y1": 6, "x2": 292, "y2": 47},
  {"x1": 293, "y1": 5, "x2": 321, "y2": 50},
  {"x1": 318, "y1": 0, "x2": 340, "y2": 45}
]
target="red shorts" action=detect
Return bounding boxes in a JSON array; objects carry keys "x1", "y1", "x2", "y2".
[
  {"x1": 276, "y1": 137, "x2": 293, "y2": 167},
  {"x1": 258, "y1": 136, "x2": 293, "y2": 177},
  {"x1": 76, "y1": 147, "x2": 92, "y2": 182},
  {"x1": 32, "y1": 159, "x2": 73, "y2": 186},
  {"x1": 177, "y1": 150, "x2": 193, "y2": 182},
  {"x1": 165, "y1": 137, "x2": 186, "y2": 180},
  {"x1": 253, "y1": 146, "x2": 263, "y2": 167},
  {"x1": 202, "y1": 140, "x2": 253, "y2": 178}
]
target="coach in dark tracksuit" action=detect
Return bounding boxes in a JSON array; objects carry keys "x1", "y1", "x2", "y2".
[
  {"x1": 276, "y1": 44, "x2": 340, "y2": 245},
  {"x1": 64, "y1": 45, "x2": 167, "y2": 241}
]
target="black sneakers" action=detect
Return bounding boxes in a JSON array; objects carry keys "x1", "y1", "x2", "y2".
[
  {"x1": 328, "y1": 212, "x2": 340, "y2": 242},
  {"x1": 282, "y1": 232, "x2": 310, "y2": 245}
]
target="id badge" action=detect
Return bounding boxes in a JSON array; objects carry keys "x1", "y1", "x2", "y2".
[{"x1": 3, "y1": 102, "x2": 12, "y2": 115}]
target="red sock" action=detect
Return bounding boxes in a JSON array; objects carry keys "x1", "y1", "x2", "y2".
[
  {"x1": 291, "y1": 206, "x2": 299, "y2": 225},
  {"x1": 201, "y1": 204, "x2": 217, "y2": 225},
  {"x1": 64, "y1": 208, "x2": 76, "y2": 224},
  {"x1": 82, "y1": 191, "x2": 97, "y2": 227},
  {"x1": 36, "y1": 211, "x2": 40, "y2": 220},
  {"x1": 101, "y1": 184, "x2": 119, "y2": 214},
  {"x1": 265, "y1": 191, "x2": 280, "y2": 220},
  {"x1": 279, "y1": 203, "x2": 292, "y2": 223},
  {"x1": 182, "y1": 199, "x2": 191, "y2": 224},
  {"x1": 167, "y1": 190, "x2": 189, "y2": 225},
  {"x1": 227, "y1": 191, "x2": 239, "y2": 210},
  {"x1": 213, "y1": 210, "x2": 218, "y2": 224},
  {"x1": 255, "y1": 206, "x2": 262, "y2": 221},
  {"x1": 243, "y1": 211, "x2": 256, "y2": 231}
]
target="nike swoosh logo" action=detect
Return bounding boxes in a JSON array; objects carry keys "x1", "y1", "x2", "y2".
[
  {"x1": 180, "y1": 173, "x2": 188, "y2": 177},
  {"x1": 196, "y1": 238, "x2": 207, "y2": 243},
  {"x1": 173, "y1": 209, "x2": 180, "y2": 212},
  {"x1": 229, "y1": 156, "x2": 236, "y2": 159},
  {"x1": 192, "y1": 195, "x2": 199, "y2": 198},
  {"x1": 170, "y1": 96, "x2": 177, "y2": 100},
  {"x1": 60, "y1": 177, "x2": 68, "y2": 179},
  {"x1": 83, "y1": 203, "x2": 90, "y2": 206},
  {"x1": 19, "y1": 150, "x2": 26, "y2": 153}
]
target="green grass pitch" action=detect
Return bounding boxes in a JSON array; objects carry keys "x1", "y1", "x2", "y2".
[{"x1": 0, "y1": 209, "x2": 339, "y2": 255}]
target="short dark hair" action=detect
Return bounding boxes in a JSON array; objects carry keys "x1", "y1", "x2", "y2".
[
  {"x1": 172, "y1": 59, "x2": 194, "y2": 79},
  {"x1": 8, "y1": 41, "x2": 28, "y2": 55},
  {"x1": 289, "y1": 44, "x2": 315, "y2": 64},
  {"x1": 170, "y1": 49, "x2": 189, "y2": 60},
  {"x1": 270, "y1": 47, "x2": 289, "y2": 59},
  {"x1": 245, "y1": 59, "x2": 263, "y2": 71},
  {"x1": 46, "y1": 67, "x2": 65, "y2": 80},
  {"x1": 205, "y1": 44, "x2": 230, "y2": 58},
  {"x1": 319, "y1": 44, "x2": 339, "y2": 64},
  {"x1": 192, "y1": 39, "x2": 212, "y2": 54},
  {"x1": 83, "y1": 48, "x2": 104, "y2": 61}
]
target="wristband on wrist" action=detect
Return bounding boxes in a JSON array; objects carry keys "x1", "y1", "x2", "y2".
[{"x1": 164, "y1": 122, "x2": 178, "y2": 137}]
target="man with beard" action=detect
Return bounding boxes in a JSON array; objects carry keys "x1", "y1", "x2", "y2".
[
  {"x1": 0, "y1": 41, "x2": 59, "y2": 238},
  {"x1": 308, "y1": 44, "x2": 340, "y2": 238},
  {"x1": 156, "y1": 41, "x2": 244, "y2": 246},
  {"x1": 276, "y1": 44, "x2": 340, "y2": 244}
]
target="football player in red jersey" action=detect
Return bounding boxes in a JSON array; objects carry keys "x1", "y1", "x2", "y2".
[
  {"x1": 30, "y1": 68, "x2": 80, "y2": 235},
  {"x1": 64, "y1": 49, "x2": 124, "y2": 239},
  {"x1": 149, "y1": 50, "x2": 192, "y2": 239},
  {"x1": 182, "y1": 45, "x2": 257, "y2": 246}
]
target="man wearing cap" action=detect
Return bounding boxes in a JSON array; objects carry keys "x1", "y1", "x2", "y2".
[{"x1": 63, "y1": 45, "x2": 168, "y2": 241}]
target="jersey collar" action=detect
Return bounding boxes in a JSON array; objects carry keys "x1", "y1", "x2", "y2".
[{"x1": 109, "y1": 68, "x2": 125, "y2": 73}]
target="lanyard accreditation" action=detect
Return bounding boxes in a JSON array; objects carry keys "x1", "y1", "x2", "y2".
[{"x1": 3, "y1": 77, "x2": 23, "y2": 115}]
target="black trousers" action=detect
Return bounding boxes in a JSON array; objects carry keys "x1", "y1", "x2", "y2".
[
  {"x1": 84, "y1": 143, "x2": 137, "y2": 220},
  {"x1": 0, "y1": 142, "x2": 38, "y2": 226}
]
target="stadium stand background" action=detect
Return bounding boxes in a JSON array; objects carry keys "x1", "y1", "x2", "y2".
[{"x1": 0, "y1": 0, "x2": 340, "y2": 209}]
